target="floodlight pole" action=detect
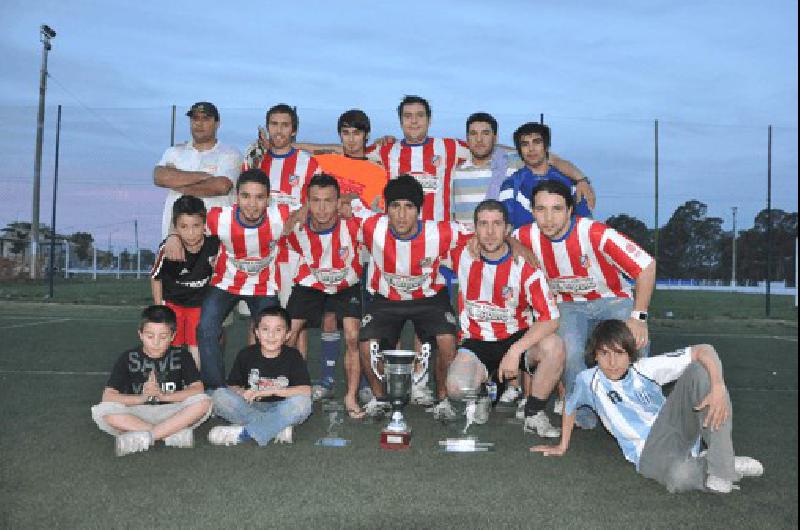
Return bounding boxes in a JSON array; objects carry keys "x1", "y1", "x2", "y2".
[
  {"x1": 766, "y1": 125, "x2": 772, "y2": 317},
  {"x1": 48, "y1": 104, "x2": 61, "y2": 298},
  {"x1": 31, "y1": 24, "x2": 56, "y2": 279},
  {"x1": 731, "y1": 206, "x2": 737, "y2": 287},
  {"x1": 654, "y1": 119, "x2": 659, "y2": 262}
]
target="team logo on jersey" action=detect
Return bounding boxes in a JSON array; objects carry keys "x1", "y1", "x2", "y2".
[
  {"x1": 501, "y1": 286, "x2": 514, "y2": 300},
  {"x1": 289, "y1": 174, "x2": 300, "y2": 186},
  {"x1": 339, "y1": 246, "x2": 350, "y2": 260},
  {"x1": 580, "y1": 254, "x2": 589, "y2": 268},
  {"x1": 431, "y1": 155, "x2": 442, "y2": 168},
  {"x1": 444, "y1": 311, "x2": 456, "y2": 324},
  {"x1": 626, "y1": 242, "x2": 642, "y2": 257},
  {"x1": 419, "y1": 257, "x2": 434, "y2": 268},
  {"x1": 180, "y1": 267, "x2": 190, "y2": 275},
  {"x1": 361, "y1": 314, "x2": 373, "y2": 327}
]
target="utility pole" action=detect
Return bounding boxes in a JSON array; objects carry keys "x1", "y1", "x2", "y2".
[
  {"x1": 766, "y1": 125, "x2": 772, "y2": 316},
  {"x1": 731, "y1": 206, "x2": 737, "y2": 287},
  {"x1": 48, "y1": 104, "x2": 62, "y2": 298},
  {"x1": 654, "y1": 119, "x2": 659, "y2": 261},
  {"x1": 31, "y1": 24, "x2": 56, "y2": 279}
]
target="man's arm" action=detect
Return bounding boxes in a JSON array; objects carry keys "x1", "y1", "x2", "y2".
[
  {"x1": 549, "y1": 153, "x2": 596, "y2": 210},
  {"x1": 691, "y1": 344, "x2": 730, "y2": 430},
  {"x1": 151, "y1": 278, "x2": 163, "y2": 305},
  {"x1": 157, "y1": 380, "x2": 205, "y2": 403},
  {"x1": 498, "y1": 319, "x2": 559, "y2": 382},
  {"x1": 173, "y1": 176, "x2": 233, "y2": 198},
  {"x1": 531, "y1": 409, "x2": 576, "y2": 456},
  {"x1": 627, "y1": 260, "x2": 656, "y2": 349},
  {"x1": 101, "y1": 387, "x2": 149, "y2": 405},
  {"x1": 153, "y1": 165, "x2": 217, "y2": 189}
]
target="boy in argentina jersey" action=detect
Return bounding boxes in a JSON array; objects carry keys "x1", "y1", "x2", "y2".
[{"x1": 532, "y1": 319, "x2": 764, "y2": 494}]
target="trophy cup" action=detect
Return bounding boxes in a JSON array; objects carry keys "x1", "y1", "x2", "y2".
[
  {"x1": 439, "y1": 386, "x2": 495, "y2": 453},
  {"x1": 315, "y1": 407, "x2": 350, "y2": 448},
  {"x1": 370, "y1": 342, "x2": 430, "y2": 450}
]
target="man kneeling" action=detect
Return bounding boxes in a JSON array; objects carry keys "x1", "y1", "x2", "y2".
[
  {"x1": 91, "y1": 305, "x2": 212, "y2": 456},
  {"x1": 208, "y1": 307, "x2": 312, "y2": 446},
  {"x1": 532, "y1": 319, "x2": 764, "y2": 493},
  {"x1": 446, "y1": 199, "x2": 564, "y2": 436}
]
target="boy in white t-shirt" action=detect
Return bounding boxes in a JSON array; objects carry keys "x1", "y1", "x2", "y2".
[{"x1": 531, "y1": 319, "x2": 764, "y2": 494}]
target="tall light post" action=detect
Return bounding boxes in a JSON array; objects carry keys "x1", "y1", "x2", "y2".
[
  {"x1": 31, "y1": 24, "x2": 56, "y2": 279},
  {"x1": 731, "y1": 206, "x2": 738, "y2": 287}
]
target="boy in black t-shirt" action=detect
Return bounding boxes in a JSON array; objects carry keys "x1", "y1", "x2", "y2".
[
  {"x1": 151, "y1": 195, "x2": 220, "y2": 368},
  {"x1": 209, "y1": 307, "x2": 312, "y2": 446},
  {"x1": 91, "y1": 305, "x2": 212, "y2": 456}
]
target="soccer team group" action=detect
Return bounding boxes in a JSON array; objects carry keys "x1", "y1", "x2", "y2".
[{"x1": 90, "y1": 96, "x2": 763, "y2": 494}]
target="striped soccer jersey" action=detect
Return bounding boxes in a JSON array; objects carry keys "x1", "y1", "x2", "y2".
[
  {"x1": 367, "y1": 137, "x2": 470, "y2": 221},
  {"x1": 359, "y1": 216, "x2": 472, "y2": 301},
  {"x1": 565, "y1": 348, "x2": 693, "y2": 468},
  {"x1": 451, "y1": 246, "x2": 559, "y2": 342},
  {"x1": 242, "y1": 147, "x2": 320, "y2": 210},
  {"x1": 206, "y1": 204, "x2": 290, "y2": 296},
  {"x1": 515, "y1": 217, "x2": 653, "y2": 303},
  {"x1": 284, "y1": 216, "x2": 364, "y2": 294}
]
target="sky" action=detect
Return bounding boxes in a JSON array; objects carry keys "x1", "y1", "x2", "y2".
[{"x1": 0, "y1": 0, "x2": 796, "y2": 251}]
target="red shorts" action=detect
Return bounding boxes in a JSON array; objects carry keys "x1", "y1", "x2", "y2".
[{"x1": 165, "y1": 302, "x2": 201, "y2": 347}]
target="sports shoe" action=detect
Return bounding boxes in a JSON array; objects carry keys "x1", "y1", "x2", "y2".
[
  {"x1": 410, "y1": 381, "x2": 435, "y2": 406},
  {"x1": 115, "y1": 431, "x2": 153, "y2": 457},
  {"x1": 208, "y1": 425, "x2": 245, "y2": 446},
  {"x1": 473, "y1": 396, "x2": 491, "y2": 425},
  {"x1": 553, "y1": 397, "x2": 565, "y2": 416},
  {"x1": 515, "y1": 399, "x2": 526, "y2": 420},
  {"x1": 499, "y1": 386, "x2": 522, "y2": 404},
  {"x1": 273, "y1": 426, "x2": 293, "y2": 444},
  {"x1": 523, "y1": 411, "x2": 561, "y2": 438},
  {"x1": 364, "y1": 397, "x2": 390, "y2": 418},
  {"x1": 706, "y1": 475, "x2": 739, "y2": 494},
  {"x1": 431, "y1": 398, "x2": 458, "y2": 422},
  {"x1": 312, "y1": 384, "x2": 334, "y2": 402},
  {"x1": 734, "y1": 456, "x2": 764, "y2": 478},
  {"x1": 164, "y1": 428, "x2": 194, "y2": 448},
  {"x1": 358, "y1": 386, "x2": 374, "y2": 405}
]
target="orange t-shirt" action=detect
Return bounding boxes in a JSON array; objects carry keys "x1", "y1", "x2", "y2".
[{"x1": 315, "y1": 154, "x2": 388, "y2": 210}]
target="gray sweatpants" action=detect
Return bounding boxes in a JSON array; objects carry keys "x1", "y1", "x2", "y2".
[{"x1": 638, "y1": 362, "x2": 737, "y2": 493}]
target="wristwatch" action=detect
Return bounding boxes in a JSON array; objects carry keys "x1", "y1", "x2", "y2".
[{"x1": 631, "y1": 310, "x2": 649, "y2": 322}]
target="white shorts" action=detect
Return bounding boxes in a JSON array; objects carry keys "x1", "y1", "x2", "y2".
[{"x1": 90, "y1": 393, "x2": 211, "y2": 436}]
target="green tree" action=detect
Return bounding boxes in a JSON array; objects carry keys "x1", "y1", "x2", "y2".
[
  {"x1": 658, "y1": 200, "x2": 724, "y2": 279},
  {"x1": 69, "y1": 232, "x2": 94, "y2": 262},
  {"x1": 605, "y1": 214, "x2": 653, "y2": 253}
]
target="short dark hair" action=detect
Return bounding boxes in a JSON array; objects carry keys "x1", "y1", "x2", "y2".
[
  {"x1": 307, "y1": 173, "x2": 340, "y2": 198},
  {"x1": 513, "y1": 122, "x2": 551, "y2": 159},
  {"x1": 384, "y1": 174, "x2": 424, "y2": 212},
  {"x1": 474, "y1": 199, "x2": 509, "y2": 226},
  {"x1": 584, "y1": 319, "x2": 639, "y2": 367},
  {"x1": 236, "y1": 168, "x2": 270, "y2": 193},
  {"x1": 139, "y1": 304, "x2": 177, "y2": 333},
  {"x1": 171, "y1": 195, "x2": 207, "y2": 226},
  {"x1": 531, "y1": 180, "x2": 574, "y2": 212},
  {"x1": 337, "y1": 109, "x2": 371, "y2": 135},
  {"x1": 266, "y1": 103, "x2": 299, "y2": 133},
  {"x1": 254, "y1": 306, "x2": 291, "y2": 329},
  {"x1": 466, "y1": 112, "x2": 498, "y2": 135},
  {"x1": 397, "y1": 95, "x2": 431, "y2": 119}
]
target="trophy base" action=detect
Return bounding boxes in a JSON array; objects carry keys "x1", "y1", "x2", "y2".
[
  {"x1": 315, "y1": 437, "x2": 350, "y2": 448},
  {"x1": 380, "y1": 429, "x2": 411, "y2": 450},
  {"x1": 439, "y1": 437, "x2": 494, "y2": 453}
]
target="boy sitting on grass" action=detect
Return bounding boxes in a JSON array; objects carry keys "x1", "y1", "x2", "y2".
[
  {"x1": 151, "y1": 195, "x2": 220, "y2": 368},
  {"x1": 208, "y1": 306, "x2": 312, "y2": 446},
  {"x1": 531, "y1": 319, "x2": 763, "y2": 494},
  {"x1": 91, "y1": 305, "x2": 212, "y2": 456}
]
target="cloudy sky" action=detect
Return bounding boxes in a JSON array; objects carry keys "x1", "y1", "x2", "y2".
[{"x1": 0, "y1": 0, "x2": 796, "y2": 250}]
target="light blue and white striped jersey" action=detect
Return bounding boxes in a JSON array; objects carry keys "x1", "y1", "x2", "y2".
[
  {"x1": 451, "y1": 156, "x2": 518, "y2": 229},
  {"x1": 565, "y1": 348, "x2": 693, "y2": 469}
]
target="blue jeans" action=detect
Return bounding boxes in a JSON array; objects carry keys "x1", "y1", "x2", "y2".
[
  {"x1": 558, "y1": 297, "x2": 649, "y2": 428},
  {"x1": 211, "y1": 388, "x2": 312, "y2": 446},
  {"x1": 197, "y1": 287, "x2": 279, "y2": 389}
]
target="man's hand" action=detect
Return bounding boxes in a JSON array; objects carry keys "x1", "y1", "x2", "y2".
[
  {"x1": 142, "y1": 370, "x2": 161, "y2": 399},
  {"x1": 373, "y1": 135, "x2": 396, "y2": 147},
  {"x1": 283, "y1": 205, "x2": 308, "y2": 236},
  {"x1": 370, "y1": 196, "x2": 382, "y2": 212},
  {"x1": 163, "y1": 235, "x2": 186, "y2": 261},
  {"x1": 467, "y1": 236, "x2": 480, "y2": 259},
  {"x1": 507, "y1": 237, "x2": 540, "y2": 269},
  {"x1": 575, "y1": 180, "x2": 596, "y2": 210},
  {"x1": 498, "y1": 347, "x2": 523, "y2": 383},
  {"x1": 625, "y1": 318, "x2": 649, "y2": 350},
  {"x1": 694, "y1": 383, "x2": 730, "y2": 431},
  {"x1": 241, "y1": 389, "x2": 259, "y2": 403},
  {"x1": 530, "y1": 444, "x2": 566, "y2": 457}
]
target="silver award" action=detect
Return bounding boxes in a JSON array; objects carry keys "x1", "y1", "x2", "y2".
[
  {"x1": 439, "y1": 386, "x2": 495, "y2": 453},
  {"x1": 315, "y1": 404, "x2": 350, "y2": 448}
]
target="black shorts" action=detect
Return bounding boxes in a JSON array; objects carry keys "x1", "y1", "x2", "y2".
[
  {"x1": 459, "y1": 329, "x2": 529, "y2": 377},
  {"x1": 359, "y1": 289, "x2": 457, "y2": 345},
  {"x1": 286, "y1": 284, "x2": 362, "y2": 327}
]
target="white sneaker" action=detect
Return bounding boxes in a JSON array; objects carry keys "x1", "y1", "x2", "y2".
[
  {"x1": 364, "y1": 397, "x2": 390, "y2": 418},
  {"x1": 164, "y1": 428, "x2": 194, "y2": 448},
  {"x1": 735, "y1": 456, "x2": 764, "y2": 478},
  {"x1": 431, "y1": 398, "x2": 458, "y2": 422},
  {"x1": 312, "y1": 384, "x2": 334, "y2": 402},
  {"x1": 410, "y1": 381, "x2": 435, "y2": 406},
  {"x1": 515, "y1": 400, "x2": 526, "y2": 420},
  {"x1": 273, "y1": 426, "x2": 293, "y2": 444},
  {"x1": 523, "y1": 411, "x2": 561, "y2": 438},
  {"x1": 553, "y1": 397, "x2": 565, "y2": 416},
  {"x1": 499, "y1": 386, "x2": 522, "y2": 404},
  {"x1": 115, "y1": 431, "x2": 153, "y2": 457},
  {"x1": 706, "y1": 475, "x2": 739, "y2": 494},
  {"x1": 208, "y1": 425, "x2": 245, "y2": 446},
  {"x1": 473, "y1": 396, "x2": 491, "y2": 425}
]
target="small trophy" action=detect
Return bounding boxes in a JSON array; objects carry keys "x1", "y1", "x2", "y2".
[
  {"x1": 439, "y1": 387, "x2": 495, "y2": 453},
  {"x1": 315, "y1": 405, "x2": 350, "y2": 448},
  {"x1": 370, "y1": 342, "x2": 430, "y2": 450}
]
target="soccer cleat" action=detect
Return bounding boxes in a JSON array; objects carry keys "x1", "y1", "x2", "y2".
[
  {"x1": 164, "y1": 428, "x2": 194, "y2": 448},
  {"x1": 115, "y1": 431, "x2": 153, "y2": 457},
  {"x1": 410, "y1": 382, "x2": 435, "y2": 406},
  {"x1": 208, "y1": 425, "x2": 245, "y2": 446},
  {"x1": 498, "y1": 386, "x2": 522, "y2": 404},
  {"x1": 515, "y1": 400, "x2": 526, "y2": 420},
  {"x1": 706, "y1": 475, "x2": 739, "y2": 494},
  {"x1": 523, "y1": 411, "x2": 561, "y2": 438},
  {"x1": 473, "y1": 396, "x2": 491, "y2": 425},
  {"x1": 553, "y1": 397, "x2": 565, "y2": 416},
  {"x1": 311, "y1": 384, "x2": 334, "y2": 402},
  {"x1": 364, "y1": 397, "x2": 390, "y2": 418},
  {"x1": 273, "y1": 426, "x2": 293, "y2": 444},
  {"x1": 431, "y1": 398, "x2": 458, "y2": 422},
  {"x1": 734, "y1": 456, "x2": 764, "y2": 478}
]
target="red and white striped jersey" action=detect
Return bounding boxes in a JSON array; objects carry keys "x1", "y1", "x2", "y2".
[
  {"x1": 242, "y1": 148, "x2": 320, "y2": 210},
  {"x1": 206, "y1": 204, "x2": 291, "y2": 296},
  {"x1": 359, "y1": 216, "x2": 472, "y2": 300},
  {"x1": 367, "y1": 137, "x2": 470, "y2": 221},
  {"x1": 284, "y1": 217, "x2": 364, "y2": 294},
  {"x1": 451, "y1": 246, "x2": 558, "y2": 341},
  {"x1": 515, "y1": 217, "x2": 653, "y2": 303}
]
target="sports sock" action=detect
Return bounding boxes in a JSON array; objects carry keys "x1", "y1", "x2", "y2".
[
  {"x1": 524, "y1": 396, "x2": 548, "y2": 418},
  {"x1": 239, "y1": 427, "x2": 252, "y2": 443},
  {"x1": 320, "y1": 331, "x2": 341, "y2": 387}
]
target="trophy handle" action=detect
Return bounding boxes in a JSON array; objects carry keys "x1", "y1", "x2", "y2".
[
  {"x1": 413, "y1": 343, "x2": 431, "y2": 385},
  {"x1": 369, "y1": 341, "x2": 384, "y2": 382}
]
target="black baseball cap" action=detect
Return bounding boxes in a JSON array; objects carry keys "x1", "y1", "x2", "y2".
[{"x1": 186, "y1": 102, "x2": 220, "y2": 120}]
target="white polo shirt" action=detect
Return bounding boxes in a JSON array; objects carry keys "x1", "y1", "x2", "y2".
[{"x1": 157, "y1": 140, "x2": 243, "y2": 238}]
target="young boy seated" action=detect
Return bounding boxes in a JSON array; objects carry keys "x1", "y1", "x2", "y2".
[
  {"x1": 531, "y1": 319, "x2": 764, "y2": 494},
  {"x1": 151, "y1": 195, "x2": 220, "y2": 368},
  {"x1": 91, "y1": 305, "x2": 212, "y2": 456},
  {"x1": 208, "y1": 306, "x2": 312, "y2": 446}
]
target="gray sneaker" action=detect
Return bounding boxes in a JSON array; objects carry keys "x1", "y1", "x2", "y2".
[
  {"x1": 208, "y1": 425, "x2": 245, "y2": 446},
  {"x1": 115, "y1": 431, "x2": 153, "y2": 457},
  {"x1": 364, "y1": 397, "x2": 390, "y2": 418},
  {"x1": 273, "y1": 426, "x2": 293, "y2": 444},
  {"x1": 734, "y1": 456, "x2": 764, "y2": 478},
  {"x1": 164, "y1": 428, "x2": 194, "y2": 448},
  {"x1": 523, "y1": 411, "x2": 561, "y2": 438}
]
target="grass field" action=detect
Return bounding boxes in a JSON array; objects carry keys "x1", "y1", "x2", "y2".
[{"x1": 0, "y1": 283, "x2": 797, "y2": 528}]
